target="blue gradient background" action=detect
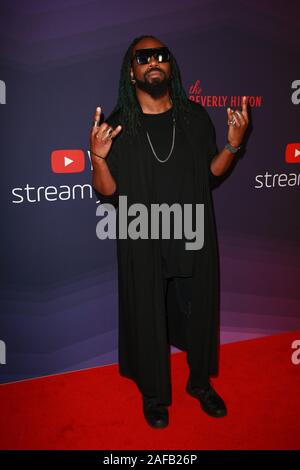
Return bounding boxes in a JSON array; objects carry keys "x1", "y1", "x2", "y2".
[{"x1": 0, "y1": 0, "x2": 300, "y2": 383}]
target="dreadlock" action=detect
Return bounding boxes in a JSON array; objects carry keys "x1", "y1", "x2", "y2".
[{"x1": 110, "y1": 34, "x2": 193, "y2": 138}]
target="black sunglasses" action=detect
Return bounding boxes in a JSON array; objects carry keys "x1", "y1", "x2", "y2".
[{"x1": 132, "y1": 47, "x2": 171, "y2": 65}]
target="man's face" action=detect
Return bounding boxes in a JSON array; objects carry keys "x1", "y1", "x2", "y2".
[{"x1": 130, "y1": 38, "x2": 172, "y2": 99}]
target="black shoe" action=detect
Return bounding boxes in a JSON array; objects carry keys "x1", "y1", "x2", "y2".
[
  {"x1": 186, "y1": 379, "x2": 227, "y2": 418},
  {"x1": 142, "y1": 397, "x2": 169, "y2": 429}
]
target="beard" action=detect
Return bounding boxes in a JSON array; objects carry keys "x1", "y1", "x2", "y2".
[{"x1": 134, "y1": 70, "x2": 172, "y2": 98}]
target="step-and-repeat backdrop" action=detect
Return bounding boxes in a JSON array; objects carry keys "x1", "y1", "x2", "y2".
[{"x1": 1, "y1": 0, "x2": 299, "y2": 383}]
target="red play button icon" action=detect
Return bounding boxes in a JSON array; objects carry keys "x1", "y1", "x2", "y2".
[
  {"x1": 285, "y1": 143, "x2": 300, "y2": 163},
  {"x1": 51, "y1": 150, "x2": 85, "y2": 173}
]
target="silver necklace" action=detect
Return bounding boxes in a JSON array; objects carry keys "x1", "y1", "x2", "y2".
[{"x1": 146, "y1": 116, "x2": 176, "y2": 163}]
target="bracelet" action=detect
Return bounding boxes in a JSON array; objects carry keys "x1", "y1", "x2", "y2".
[
  {"x1": 90, "y1": 150, "x2": 106, "y2": 160},
  {"x1": 225, "y1": 143, "x2": 241, "y2": 154}
]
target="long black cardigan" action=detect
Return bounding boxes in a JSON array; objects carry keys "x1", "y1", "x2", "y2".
[{"x1": 94, "y1": 101, "x2": 222, "y2": 404}]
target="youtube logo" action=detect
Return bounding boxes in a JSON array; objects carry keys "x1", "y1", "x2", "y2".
[
  {"x1": 285, "y1": 143, "x2": 300, "y2": 163},
  {"x1": 51, "y1": 150, "x2": 85, "y2": 173}
]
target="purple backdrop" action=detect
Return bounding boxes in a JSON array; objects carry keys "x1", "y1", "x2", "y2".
[{"x1": 0, "y1": 0, "x2": 300, "y2": 384}]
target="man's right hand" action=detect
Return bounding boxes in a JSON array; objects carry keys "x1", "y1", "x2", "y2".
[{"x1": 90, "y1": 106, "x2": 122, "y2": 160}]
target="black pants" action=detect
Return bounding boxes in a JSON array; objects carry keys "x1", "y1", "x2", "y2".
[
  {"x1": 143, "y1": 276, "x2": 208, "y2": 405},
  {"x1": 164, "y1": 275, "x2": 209, "y2": 386},
  {"x1": 163, "y1": 275, "x2": 192, "y2": 319}
]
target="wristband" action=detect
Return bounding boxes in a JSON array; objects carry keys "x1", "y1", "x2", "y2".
[
  {"x1": 90, "y1": 150, "x2": 106, "y2": 160},
  {"x1": 225, "y1": 143, "x2": 241, "y2": 154}
]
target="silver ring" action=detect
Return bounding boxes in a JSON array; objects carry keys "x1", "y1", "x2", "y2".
[{"x1": 103, "y1": 128, "x2": 113, "y2": 140}]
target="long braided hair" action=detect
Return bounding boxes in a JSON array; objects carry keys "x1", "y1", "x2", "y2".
[{"x1": 110, "y1": 34, "x2": 193, "y2": 138}]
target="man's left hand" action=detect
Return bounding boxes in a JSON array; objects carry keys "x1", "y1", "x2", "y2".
[{"x1": 226, "y1": 96, "x2": 249, "y2": 148}]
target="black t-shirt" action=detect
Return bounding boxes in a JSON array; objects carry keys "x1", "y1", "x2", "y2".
[{"x1": 141, "y1": 107, "x2": 196, "y2": 278}]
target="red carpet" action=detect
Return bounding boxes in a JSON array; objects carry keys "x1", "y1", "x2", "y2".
[{"x1": 0, "y1": 330, "x2": 299, "y2": 450}]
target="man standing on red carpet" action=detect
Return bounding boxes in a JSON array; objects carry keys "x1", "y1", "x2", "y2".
[{"x1": 90, "y1": 35, "x2": 249, "y2": 428}]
